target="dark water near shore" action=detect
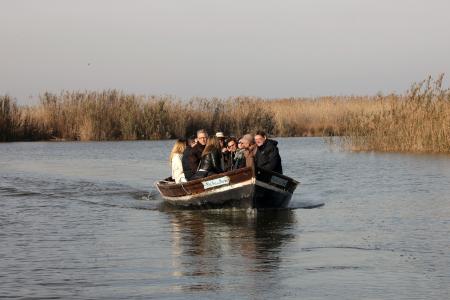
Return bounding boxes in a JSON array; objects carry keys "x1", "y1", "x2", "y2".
[{"x1": 1, "y1": 138, "x2": 449, "y2": 299}]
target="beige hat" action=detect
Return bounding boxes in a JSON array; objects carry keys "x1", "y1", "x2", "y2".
[{"x1": 215, "y1": 132, "x2": 225, "y2": 138}]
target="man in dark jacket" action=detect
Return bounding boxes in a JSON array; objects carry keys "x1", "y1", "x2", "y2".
[
  {"x1": 254, "y1": 130, "x2": 282, "y2": 174},
  {"x1": 222, "y1": 137, "x2": 237, "y2": 171},
  {"x1": 182, "y1": 129, "x2": 208, "y2": 180}
]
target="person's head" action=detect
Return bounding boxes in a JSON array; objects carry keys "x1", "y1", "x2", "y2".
[
  {"x1": 202, "y1": 136, "x2": 221, "y2": 156},
  {"x1": 196, "y1": 129, "x2": 208, "y2": 146},
  {"x1": 254, "y1": 130, "x2": 267, "y2": 147},
  {"x1": 215, "y1": 132, "x2": 225, "y2": 139},
  {"x1": 169, "y1": 138, "x2": 186, "y2": 162},
  {"x1": 239, "y1": 134, "x2": 254, "y2": 149},
  {"x1": 187, "y1": 135, "x2": 197, "y2": 148},
  {"x1": 216, "y1": 131, "x2": 226, "y2": 148},
  {"x1": 226, "y1": 137, "x2": 238, "y2": 153}
]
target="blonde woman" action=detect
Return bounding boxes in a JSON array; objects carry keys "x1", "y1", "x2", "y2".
[{"x1": 169, "y1": 139, "x2": 187, "y2": 183}]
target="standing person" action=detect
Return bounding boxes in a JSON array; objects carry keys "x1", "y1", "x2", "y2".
[
  {"x1": 182, "y1": 129, "x2": 208, "y2": 180},
  {"x1": 234, "y1": 134, "x2": 255, "y2": 169},
  {"x1": 169, "y1": 139, "x2": 187, "y2": 183},
  {"x1": 254, "y1": 131, "x2": 282, "y2": 174},
  {"x1": 192, "y1": 136, "x2": 223, "y2": 179}
]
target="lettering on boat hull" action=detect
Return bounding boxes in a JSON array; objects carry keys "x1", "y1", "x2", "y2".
[{"x1": 202, "y1": 176, "x2": 230, "y2": 189}]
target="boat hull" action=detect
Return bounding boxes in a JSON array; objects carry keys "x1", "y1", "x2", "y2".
[
  {"x1": 161, "y1": 178, "x2": 255, "y2": 208},
  {"x1": 253, "y1": 180, "x2": 293, "y2": 209},
  {"x1": 155, "y1": 167, "x2": 299, "y2": 209}
]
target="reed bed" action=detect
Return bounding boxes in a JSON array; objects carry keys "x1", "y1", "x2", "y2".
[
  {"x1": 1, "y1": 76, "x2": 449, "y2": 153},
  {"x1": 1, "y1": 91, "x2": 351, "y2": 142},
  {"x1": 341, "y1": 75, "x2": 450, "y2": 153}
]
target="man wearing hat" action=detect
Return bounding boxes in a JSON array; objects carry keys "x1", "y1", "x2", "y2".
[
  {"x1": 215, "y1": 132, "x2": 227, "y2": 151},
  {"x1": 215, "y1": 131, "x2": 227, "y2": 170}
]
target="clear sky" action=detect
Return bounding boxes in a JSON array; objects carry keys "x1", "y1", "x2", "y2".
[{"x1": 1, "y1": 0, "x2": 449, "y2": 104}]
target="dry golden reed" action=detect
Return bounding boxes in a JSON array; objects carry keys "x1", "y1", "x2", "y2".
[
  {"x1": 341, "y1": 75, "x2": 450, "y2": 153},
  {"x1": 1, "y1": 76, "x2": 449, "y2": 153},
  {"x1": 1, "y1": 92, "x2": 362, "y2": 142}
]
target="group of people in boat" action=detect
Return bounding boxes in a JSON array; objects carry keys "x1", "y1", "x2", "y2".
[{"x1": 169, "y1": 129, "x2": 282, "y2": 183}]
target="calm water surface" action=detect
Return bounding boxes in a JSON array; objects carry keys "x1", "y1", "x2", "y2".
[{"x1": 1, "y1": 138, "x2": 449, "y2": 299}]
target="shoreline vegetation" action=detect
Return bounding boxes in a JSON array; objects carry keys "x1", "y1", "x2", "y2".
[{"x1": 1, "y1": 76, "x2": 449, "y2": 153}]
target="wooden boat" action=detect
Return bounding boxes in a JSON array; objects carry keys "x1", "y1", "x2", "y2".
[{"x1": 155, "y1": 167, "x2": 299, "y2": 209}]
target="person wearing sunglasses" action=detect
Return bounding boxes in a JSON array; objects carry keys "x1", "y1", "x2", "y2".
[{"x1": 223, "y1": 137, "x2": 238, "y2": 171}]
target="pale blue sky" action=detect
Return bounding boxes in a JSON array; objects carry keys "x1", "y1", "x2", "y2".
[{"x1": 1, "y1": 0, "x2": 449, "y2": 103}]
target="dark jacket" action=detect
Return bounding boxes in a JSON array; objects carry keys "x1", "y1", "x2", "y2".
[
  {"x1": 182, "y1": 143, "x2": 205, "y2": 180},
  {"x1": 223, "y1": 150, "x2": 235, "y2": 171},
  {"x1": 198, "y1": 148, "x2": 223, "y2": 176},
  {"x1": 255, "y1": 139, "x2": 282, "y2": 174}
]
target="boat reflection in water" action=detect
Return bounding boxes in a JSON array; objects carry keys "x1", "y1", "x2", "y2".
[{"x1": 168, "y1": 209, "x2": 296, "y2": 293}]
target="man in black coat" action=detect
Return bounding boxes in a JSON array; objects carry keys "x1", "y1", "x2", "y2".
[
  {"x1": 182, "y1": 129, "x2": 208, "y2": 180},
  {"x1": 254, "y1": 130, "x2": 282, "y2": 174}
]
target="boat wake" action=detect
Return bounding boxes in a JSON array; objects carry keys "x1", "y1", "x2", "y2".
[
  {"x1": 0, "y1": 175, "x2": 163, "y2": 211},
  {"x1": 289, "y1": 202, "x2": 325, "y2": 209},
  {"x1": 1, "y1": 174, "x2": 323, "y2": 212}
]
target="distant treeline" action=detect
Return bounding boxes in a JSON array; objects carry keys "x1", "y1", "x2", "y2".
[{"x1": 1, "y1": 75, "x2": 449, "y2": 153}]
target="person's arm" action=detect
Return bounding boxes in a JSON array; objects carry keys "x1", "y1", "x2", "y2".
[
  {"x1": 172, "y1": 155, "x2": 186, "y2": 183},
  {"x1": 258, "y1": 146, "x2": 280, "y2": 171},
  {"x1": 181, "y1": 150, "x2": 193, "y2": 180},
  {"x1": 266, "y1": 146, "x2": 281, "y2": 171},
  {"x1": 211, "y1": 150, "x2": 223, "y2": 173},
  {"x1": 244, "y1": 150, "x2": 254, "y2": 168}
]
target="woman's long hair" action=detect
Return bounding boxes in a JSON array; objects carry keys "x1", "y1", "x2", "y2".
[
  {"x1": 202, "y1": 136, "x2": 221, "y2": 157},
  {"x1": 169, "y1": 138, "x2": 186, "y2": 163}
]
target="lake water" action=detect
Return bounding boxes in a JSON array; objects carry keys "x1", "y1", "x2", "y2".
[{"x1": 1, "y1": 138, "x2": 449, "y2": 299}]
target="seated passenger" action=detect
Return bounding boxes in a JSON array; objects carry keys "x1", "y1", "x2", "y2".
[
  {"x1": 182, "y1": 129, "x2": 208, "y2": 180},
  {"x1": 187, "y1": 135, "x2": 197, "y2": 148},
  {"x1": 234, "y1": 134, "x2": 255, "y2": 169},
  {"x1": 192, "y1": 136, "x2": 223, "y2": 179},
  {"x1": 216, "y1": 132, "x2": 227, "y2": 170},
  {"x1": 223, "y1": 137, "x2": 237, "y2": 171},
  {"x1": 254, "y1": 130, "x2": 282, "y2": 174},
  {"x1": 169, "y1": 139, "x2": 187, "y2": 183},
  {"x1": 216, "y1": 131, "x2": 227, "y2": 153}
]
